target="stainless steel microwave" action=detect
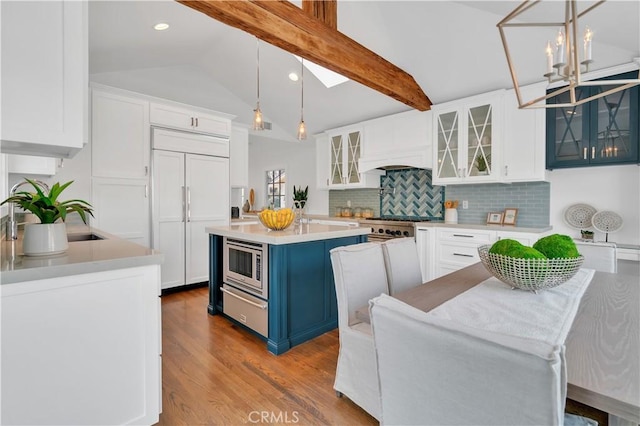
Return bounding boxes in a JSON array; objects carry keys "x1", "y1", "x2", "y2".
[{"x1": 223, "y1": 237, "x2": 268, "y2": 300}]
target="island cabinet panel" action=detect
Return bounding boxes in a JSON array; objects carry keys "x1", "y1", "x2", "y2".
[{"x1": 267, "y1": 236, "x2": 362, "y2": 355}]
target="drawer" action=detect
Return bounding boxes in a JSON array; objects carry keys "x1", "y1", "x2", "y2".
[
  {"x1": 222, "y1": 284, "x2": 268, "y2": 337},
  {"x1": 439, "y1": 242, "x2": 482, "y2": 265},
  {"x1": 438, "y1": 229, "x2": 496, "y2": 244}
]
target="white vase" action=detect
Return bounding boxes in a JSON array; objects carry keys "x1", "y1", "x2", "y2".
[
  {"x1": 22, "y1": 223, "x2": 68, "y2": 256},
  {"x1": 444, "y1": 208, "x2": 458, "y2": 224}
]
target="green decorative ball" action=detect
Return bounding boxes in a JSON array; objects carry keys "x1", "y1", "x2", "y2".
[
  {"x1": 489, "y1": 239, "x2": 523, "y2": 255},
  {"x1": 533, "y1": 234, "x2": 580, "y2": 259},
  {"x1": 508, "y1": 246, "x2": 547, "y2": 260}
]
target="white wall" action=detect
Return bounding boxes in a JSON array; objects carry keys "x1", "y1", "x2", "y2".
[
  {"x1": 248, "y1": 136, "x2": 328, "y2": 215},
  {"x1": 547, "y1": 165, "x2": 639, "y2": 246}
]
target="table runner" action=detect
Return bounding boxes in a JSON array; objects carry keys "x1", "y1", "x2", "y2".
[{"x1": 426, "y1": 268, "x2": 595, "y2": 346}]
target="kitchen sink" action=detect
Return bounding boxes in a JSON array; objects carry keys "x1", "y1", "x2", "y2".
[{"x1": 67, "y1": 233, "x2": 105, "y2": 242}]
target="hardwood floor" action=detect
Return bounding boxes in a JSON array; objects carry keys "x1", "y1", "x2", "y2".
[{"x1": 158, "y1": 287, "x2": 376, "y2": 425}]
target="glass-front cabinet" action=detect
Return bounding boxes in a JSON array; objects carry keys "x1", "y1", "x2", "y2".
[
  {"x1": 433, "y1": 93, "x2": 501, "y2": 185},
  {"x1": 326, "y1": 127, "x2": 382, "y2": 189},
  {"x1": 546, "y1": 70, "x2": 639, "y2": 169}
]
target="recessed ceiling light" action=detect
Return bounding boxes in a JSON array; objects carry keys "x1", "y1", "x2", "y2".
[
  {"x1": 154, "y1": 23, "x2": 170, "y2": 31},
  {"x1": 289, "y1": 72, "x2": 299, "y2": 82}
]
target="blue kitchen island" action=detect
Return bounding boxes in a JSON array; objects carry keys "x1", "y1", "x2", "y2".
[{"x1": 206, "y1": 222, "x2": 369, "y2": 355}]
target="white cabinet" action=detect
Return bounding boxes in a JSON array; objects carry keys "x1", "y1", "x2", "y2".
[
  {"x1": 91, "y1": 177, "x2": 150, "y2": 247},
  {"x1": 90, "y1": 88, "x2": 151, "y2": 246},
  {"x1": 1, "y1": 1, "x2": 87, "y2": 158},
  {"x1": 150, "y1": 102, "x2": 231, "y2": 137},
  {"x1": 92, "y1": 89, "x2": 150, "y2": 179},
  {"x1": 416, "y1": 226, "x2": 435, "y2": 282},
  {"x1": 502, "y1": 84, "x2": 546, "y2": 182},
  {"x1": 434, "y1": 228, "x2": 497, "y2": 278},
  {"x1": 1, "y1": 265, "x2": 161, "y2": 425},
  {"x1": 360, "y1": 110, "x2": 433, "y2": 172},
  {"x1": 230, "y1": 126, "x2": 249, "y2": 188},
  {"x1": 315, "y1": 134, "x2": 331, "y2": 190},
  {"x1": 433, "y1": 91, "x2": 504, "y2": 185},
  {"x1": 325, "y1": 127, "x2": 383, "y2": 189},
  {"x1": 7, "y1": 155, "x2": 57, "y2": 176},
  {"x1": 152, "y1": 128, "x2": 229, "y2": 289}
]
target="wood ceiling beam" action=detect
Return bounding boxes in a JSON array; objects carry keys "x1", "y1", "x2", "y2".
[
  {"x1": 176, "y1": 0, "x2": 432, "y2": 111},
  {"x1": 302, "y1": 0, "x2": 337, "y2": 30}
]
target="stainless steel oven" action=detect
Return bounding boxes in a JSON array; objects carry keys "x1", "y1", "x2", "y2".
[
  {"x1": 223, "y1": 237, "x2": 268, "y2": 300},
  {"x1": 364, "y1": 217, "x2": 426, "y2": 243}
]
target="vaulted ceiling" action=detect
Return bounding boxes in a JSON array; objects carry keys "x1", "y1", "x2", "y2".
[{"x1": 89, "y1": 1, "x2": 639, "y2": 142}]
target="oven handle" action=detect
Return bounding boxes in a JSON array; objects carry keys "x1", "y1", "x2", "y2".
[{"x1": 221, "y1": 287, "x2": 267, "y2": 310}]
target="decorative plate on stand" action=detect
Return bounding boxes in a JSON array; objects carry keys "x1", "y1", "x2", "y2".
[
  {"x1": 563, "y1": 203, "x2": 597, "y2": 229},
  {"x1": 592, "y1": 210, "x2": 623, "y2": 242}
]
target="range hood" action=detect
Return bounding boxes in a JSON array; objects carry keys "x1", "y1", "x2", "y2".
[{"x1": 359, "y1": 146, "x2": 432, "y2": 172}]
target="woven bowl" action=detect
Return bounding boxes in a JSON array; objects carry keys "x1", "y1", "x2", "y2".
[
  {"x1": 477, "y1": 245, "x2": 584, "y2": 292},
  {"x1": 258, "y1": 209, "x2": 295, "y2": 231}
]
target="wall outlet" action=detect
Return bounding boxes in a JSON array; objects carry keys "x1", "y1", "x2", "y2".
[{"x1": 462, "y1": 200, "x2": 469, "y2": 209}]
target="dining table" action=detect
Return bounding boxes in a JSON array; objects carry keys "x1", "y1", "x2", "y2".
[{"x1": 355, "y1": 261, "x2": 640, "y2": 425}]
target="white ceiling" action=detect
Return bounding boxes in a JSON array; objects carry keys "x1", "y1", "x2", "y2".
[{"x1": 89, "y1": 1, "x2": 640, "y2": 142}]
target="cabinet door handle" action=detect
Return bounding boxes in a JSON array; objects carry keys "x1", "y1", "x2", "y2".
[
  {"x1": 186, "y1": 187, "x2": 191, "y2": 222},
  {"x1": 182, "y1": 186, "x2": 186, "y2": 222},
  {"x1": 583, "y1": 147, "x2": 588, "y2": 159},
  {"x1": 504, "y1": 165, "x2": 508, "y2": 176},
  {"x1": 453, "y1": 253, "x2": 474, "y2": 258},
  {"x1": 453, "y1": 234, "x2": 474, "y2": 238},
  {"x1": 592, "y1": 147, "x2": 595, "y2": 159},
  {"x1": 195, "y1": 117, "x2": 199, "y2": 127},
  {"x1": 145, "y1": 166, "x2": 148, "y2": 176},
  {"x1": 190, "y1": 117, "x2": 194, "y2": 127}
]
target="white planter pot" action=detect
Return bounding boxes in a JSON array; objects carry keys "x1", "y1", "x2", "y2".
[
  {"x1": 444, "y1": 208, "x2": 458, "y2": 224},
  {"x1": 22, "y1": 223, "x2": 69, "y2": 256}
]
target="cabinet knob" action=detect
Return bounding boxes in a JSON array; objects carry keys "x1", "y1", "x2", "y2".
[{"x1": 504, "y1": 165, "x2": 508, "y2": 176}]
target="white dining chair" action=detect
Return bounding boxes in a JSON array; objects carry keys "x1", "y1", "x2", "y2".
[
  {"x1": 381, "y1": 237, "x2": 423, "y2": 295},
  {"x1": 329, "y1": 242, "x2": 389, "y2": 421},
  {"x1": 575, "y1": 241, "x2": 617, "y2": 273},
  {"x1": 369, "y1": 294, "x2": 598, "y2": 426}
]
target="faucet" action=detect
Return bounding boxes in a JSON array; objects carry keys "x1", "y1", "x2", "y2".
[{"x1": 6, "y1": 179, "x2": 50, "y2": 240}]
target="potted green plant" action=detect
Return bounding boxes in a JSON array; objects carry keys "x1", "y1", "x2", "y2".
[
  {"x1": 292, "y1": 185, "x2": 308, "y2": 209},
  {"x1": 475, "y1": 154, "x2": 490, "y2": 175},
  {"x1": 580, "y1": 230, "x2": 594, "y2": 241},
  {"x1": 1, "y1": 179, "x2": 93, "y2": 256}
]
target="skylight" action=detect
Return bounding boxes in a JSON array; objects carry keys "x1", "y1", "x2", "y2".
[{"x1": 294, "y1": 55, "x2": 349, "y2": 88}]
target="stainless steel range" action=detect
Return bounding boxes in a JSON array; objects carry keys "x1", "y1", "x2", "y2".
[{"x1": 364, "y1": 217, "x2": 429, "y2": 242}]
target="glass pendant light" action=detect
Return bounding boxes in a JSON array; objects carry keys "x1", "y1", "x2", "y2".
[
  {"x1": 253, "y1": 39, "x2": 264, "y2": 131},
  {"x1": 297, "y1": 59, "x2": 307, "y2": 140}
]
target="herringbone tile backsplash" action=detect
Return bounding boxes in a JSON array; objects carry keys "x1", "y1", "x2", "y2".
[
  {"x1": 380, "y1": 169, "x2": 444, "y2": 219},
  {"x1": 329, "y1": 168, "x2": 444, "y2": 219}
]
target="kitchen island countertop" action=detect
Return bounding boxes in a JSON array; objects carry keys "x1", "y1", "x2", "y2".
[
  {"x1": 206, "y1": 222, "x2": 370, "y2": 245},
  {"x1": 1, "y1": 226, "x2": 163, "y2": 285}
]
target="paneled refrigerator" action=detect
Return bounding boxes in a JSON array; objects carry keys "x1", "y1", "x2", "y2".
[{"x1": 152, "y1": 127, "x2": 230, "y2": 289}]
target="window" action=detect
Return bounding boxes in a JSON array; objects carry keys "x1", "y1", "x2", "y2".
[{"x1": 266, "y1": 169, "x2": 286, "y2": 208}]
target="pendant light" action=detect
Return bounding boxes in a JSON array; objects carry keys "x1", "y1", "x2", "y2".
[
  {"x1": 296, "y1": 59, "x2": 307, "y2": 140},
  {"x1": 253, "y1": 39, "x2": 264, "y2": 131}
]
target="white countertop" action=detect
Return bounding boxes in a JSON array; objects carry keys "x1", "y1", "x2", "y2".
[
  {"x1": 414, "y1": 222, "x2": 553, "y2": 233},
  {"x1": 1, "y1": 226, "x2": 163, "y2": 285},
  {"x1": 207, "y1": 223, "x2": 370, "y2": 245}
]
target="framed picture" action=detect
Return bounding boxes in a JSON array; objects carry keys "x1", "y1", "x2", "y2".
[
  {"x1": 502, "y1": 208, "x2": 519, "y2": 226},
  {"x1": 487, "y1": 212, "x2": 504, "y2": 225}
]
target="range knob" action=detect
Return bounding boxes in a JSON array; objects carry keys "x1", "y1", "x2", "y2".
[
  {"x1": 378, "y1": 228, "x2": 385, "y2": 234},
  {"x1": 394, "y1": 230, "x2": 402, "y2": 236},
  {"x1": 403, "y1": 231, "x2": 410, "y2": 237},
  {"x1": 385, "y1": 229, "x2": 392, "y2": 235}
]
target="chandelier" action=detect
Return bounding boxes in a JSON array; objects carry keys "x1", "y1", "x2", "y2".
[{"x1": 497, "y1": 0, "x2": 640, "y2": 109}]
